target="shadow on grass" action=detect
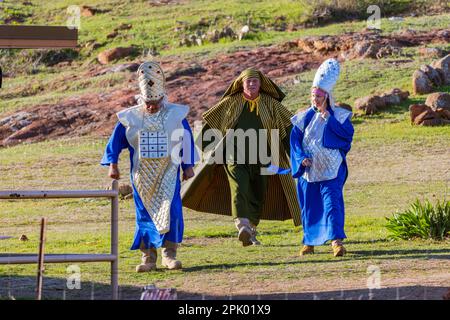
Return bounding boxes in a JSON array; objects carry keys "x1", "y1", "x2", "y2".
[
  {"x1": 0, "y1": 275, "x2": 142, "y2": 300},
  {"x1": 2, "y1": 276, "x2": 447, "y2": 300},
  {"x1": 350, "y1": 248, "x2": 450, "y2": 259},
  {"x1": 344, "y1": 239, "x2": 390, "y2": 245},
  {"x1": 181, "y1": 286, "x2": 449, "y2": 300},
  {"x1": 180, "y1": 247, "x2": 450, "y2": 272}
]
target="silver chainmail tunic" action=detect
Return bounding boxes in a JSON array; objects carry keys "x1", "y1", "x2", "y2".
[
  {"x1": 134, "y1": 107, "x2": 178, "y2": 234},
  {"x1": 302, "y1": 112, "x2": 343, "y2": 183}
]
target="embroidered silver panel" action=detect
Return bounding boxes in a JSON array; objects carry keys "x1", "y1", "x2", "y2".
[
  {"x1": 302, "y1": 112, "x2": 343, "y2": 182},
  {"x1": 139, "y1": 131, "x2": 169, "y2": 159},
  {"x1": 134, "y1": 107, "x2": 178, "y2": 234}
]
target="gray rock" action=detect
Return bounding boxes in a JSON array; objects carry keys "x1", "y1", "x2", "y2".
[
  {"x1": 431, "y1": 54, "x2": 450, "y2": 85},
  {"x1": 420, "y1": 65, "x2": 443, "y2": 87},
  {"x1": 412, "y1": 69, "x2": 434, "y2": 95},
  {"x1": 425, "y1": 92, "x2": 450, "y2": 111}
]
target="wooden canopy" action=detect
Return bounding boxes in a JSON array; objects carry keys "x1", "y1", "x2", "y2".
[{"x1": 0, "y1": 25, "x2": 78, "y2": 48}]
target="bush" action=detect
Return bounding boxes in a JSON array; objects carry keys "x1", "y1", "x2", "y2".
[{"x1": 386, "y1": 199, "x2": 450, "y2": 241}]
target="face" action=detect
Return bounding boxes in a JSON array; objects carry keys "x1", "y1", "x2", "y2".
[
  {"x1": 144, "y1": 97, "x2": 163, "y2": 113},
  {"x1": 243, "y1": 78, "x2": 261, "y2": 97},
  {"x1": 311, "y1": 90, "x2": 328, "y2": 110}
]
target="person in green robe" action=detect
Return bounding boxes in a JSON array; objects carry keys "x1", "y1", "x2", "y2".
[{"x1": 181, "y1": 68, "x2": 301, "y2": 247}]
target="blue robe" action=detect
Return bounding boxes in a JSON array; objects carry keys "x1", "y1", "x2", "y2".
[
  {"x1": 101, "y1": 119, "x2": 195, "y2": 250},
  {"x1": 290, "y1": 106, "x2": 354, "y2": 246}
]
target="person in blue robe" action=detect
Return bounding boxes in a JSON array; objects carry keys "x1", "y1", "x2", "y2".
[
  {"x1": 290, "y1": 58, "x2": 354, "y2": 257},
  {"x1": 101, "y1": 61, "x2": 196, "y2": 272}
]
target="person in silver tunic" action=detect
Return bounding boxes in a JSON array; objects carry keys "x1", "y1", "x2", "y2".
[{"x1": 101, "y1": 61, "x2": 196, "y2": 272}]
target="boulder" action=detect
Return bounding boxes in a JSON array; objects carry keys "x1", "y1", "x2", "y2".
[
  {"x1": 419, "y1": 65, "x2": 443, "y2": 87},
  {"x1": 219, "y1": 26, "x2": 236, "y2": 39},
  {"x1": 97, "y1": 47, "x2": 137, "y2": 65},
  {"x1": 355, "y1": 88, "x2": 409, "y2": 115},
  {"x1": 409, "y1": 104, "x2": 429, "y2": 124},
  {"x1": 206, "y1": 29, "x2": 220, "y2": 43},
  {"x1": 413, "y1": 108, "x2": 437, "y2": 125},
  {"x1": 418, "y1": 47, "x2": 445, "y2": 59},
  {"x1": 435, "y1": 108, "x2": 450, "y2": 120},
  {"x1": 412, "y1": 69, "x2": 434, "y2": 95},
  {"x1": 380, "y1": 88, "x2": 409, "y2": 106},
  {"x1": 409, "y1": 103, "x2": 450, "y2": 126},
  {"x1": 425, "y1": 92, "x2": 450, "y2": 111},
  {"x1": 431, "y1": 54, "x2": 450, "y2": 84},
  {"x1": 354, "y1": 95, "x2": 386, "y2": 115},
  {"x1": 421, "y1": 118, "x2": 448, "y2": 126},
  {"x1": 81, "y1": 6, "x2": 97, "y2": 17},
  {"x1": 118, "y1": 183, "x2": 133, "y2": 198}
]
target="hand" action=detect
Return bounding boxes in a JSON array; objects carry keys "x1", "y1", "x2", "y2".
[
  {"x1": 321, "y1": 110, "x2": 330, "y2": 119},
  {"x1": 182, "y1": 166, "x2": 195, "y2": 181},
  {"x1": 302, "y1": 158, "x2": 312, "y2": 167},
  {"x1": 108, "y1": 164, "x2": 120, "y2": 180}
]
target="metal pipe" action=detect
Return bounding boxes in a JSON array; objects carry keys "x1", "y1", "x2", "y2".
[
  {"x1": 111, "y1": 180, "x2": 119, "y2": 300},
  {"x1": 0, "y1": 190, "x2": 118, "y2": 199},
  {"x1": 0, "y1": 254, "x2": 117, "y2": 264},
  {"x1": 0, "y1": 184, "x2": 120, "y2": 300},
  {"x1": 36, "y1": 218, "x2": 47, "y2": 300}
]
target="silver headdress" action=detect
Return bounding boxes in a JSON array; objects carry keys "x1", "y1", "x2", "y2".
[{"x1": 137, "y1": 61, "x2": 166, "y2": 104}]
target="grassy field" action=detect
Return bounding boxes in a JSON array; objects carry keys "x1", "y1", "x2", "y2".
[
  {"x1": 1, "y1": 64, "x2": 449, "y2": 299},
  {"x1": 0, "y1": 123, "x2": 448, "y2": 299},
  {"x1": 0, "y1": 1, "x2": 449, "y2": 300}
]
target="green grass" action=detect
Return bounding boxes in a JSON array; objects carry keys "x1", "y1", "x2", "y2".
[
  {"x1": 0, "y1": 1, "x2": 449, "y2": 114},
  {"x1": 0, "y1": 115, "x2": 448, "y2": 299},
  {"x1": 1, "y1": 1, "x2": 449, "y2": 299},
  {"x1": 2, "y1": 0, "x2": 447, "y2": 58}
]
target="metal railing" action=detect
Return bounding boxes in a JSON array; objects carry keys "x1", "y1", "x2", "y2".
[{"x1": 0, "y1": 180, "x2": 119, "y2": 300}]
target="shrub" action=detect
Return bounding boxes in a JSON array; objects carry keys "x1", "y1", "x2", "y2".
[{"x1": 386, "y1": 199, "x2": 450, "y2": 241}]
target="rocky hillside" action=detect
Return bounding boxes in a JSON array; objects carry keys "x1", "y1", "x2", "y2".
[{"x1": 0, "y1": 0, "x2": 449, "y2": 147}]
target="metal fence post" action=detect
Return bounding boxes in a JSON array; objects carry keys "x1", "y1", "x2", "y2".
[
  {"x1": 36, "y1": 217, "x2": 47, "y2": 300},
  {"x1": 111, "y1": 180, "x2": 119, "y2": 300}
]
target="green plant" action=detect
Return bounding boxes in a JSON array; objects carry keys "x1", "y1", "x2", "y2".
[{"x1": 386, "y1": 199, "x2": 450, "y2": 240}]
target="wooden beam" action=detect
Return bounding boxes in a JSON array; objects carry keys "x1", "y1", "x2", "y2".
[{"x1": 0, "y1": 25, "x2": 78, "y2": 48}]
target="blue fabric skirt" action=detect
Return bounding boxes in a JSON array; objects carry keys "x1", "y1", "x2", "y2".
[
  {"x1": 296, "y1": 163, "x2": 347, "y2": 246},
  {"x1": 130, "y1": 167, "x2": 184, "y2": 250}
]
